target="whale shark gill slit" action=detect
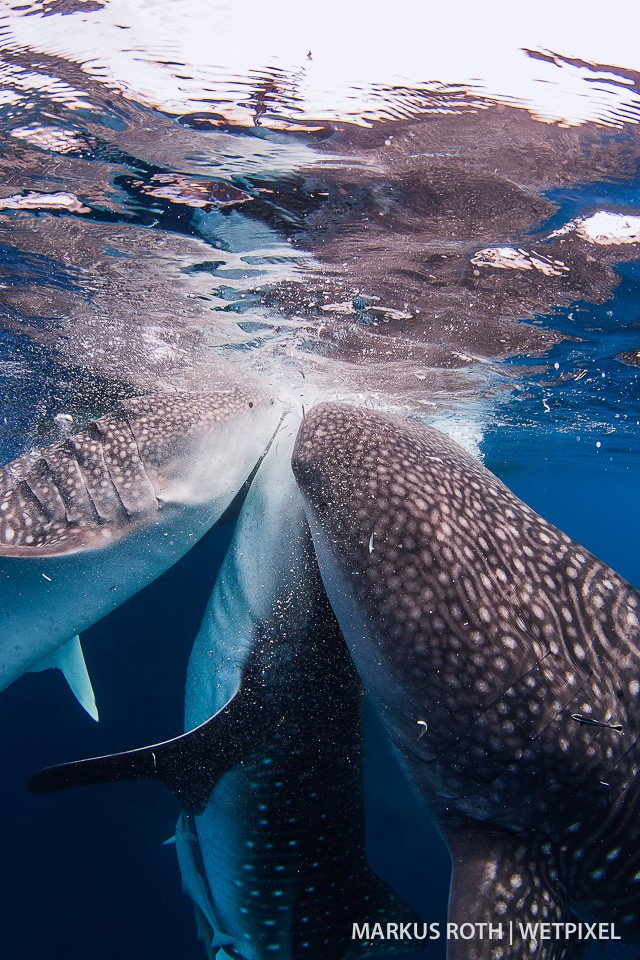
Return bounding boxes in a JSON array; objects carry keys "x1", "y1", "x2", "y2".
[
  {"x1": 69, "y1": 422, "x2": 129, "y2": 522},
  {"x1": 0, "y1": 389, "x2": 274, "y2": 555}
]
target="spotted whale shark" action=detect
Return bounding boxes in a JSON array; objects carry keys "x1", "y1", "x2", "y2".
[
  {"x1": 27, "y1": 423, "x2": 419, "y2": 958},
  {"x1": 290, "y1": 404, "x2": 640, "y2": 958},
  {"x1": 0, "y1": 389, "x2": 281, "y2": 718}
]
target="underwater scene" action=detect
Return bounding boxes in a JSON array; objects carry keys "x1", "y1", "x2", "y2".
[{"x1": 0, "y1": 2, "x2": 639, "y2": 958}]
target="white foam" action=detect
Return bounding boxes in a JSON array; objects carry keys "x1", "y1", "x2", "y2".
[
  {"x1": 427, "y1": 414, "x2": 486, "y2": 461},
  {"x1": 471, "y1": 246, "x2": 569, "y2": 276},
  {"x1": 549, "y1": 210, "x2": 640, "y2": 245}
]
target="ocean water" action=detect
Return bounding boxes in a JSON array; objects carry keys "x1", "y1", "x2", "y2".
[{"x1": 0, "y1": 3, "x2": 639, "y2": 959}]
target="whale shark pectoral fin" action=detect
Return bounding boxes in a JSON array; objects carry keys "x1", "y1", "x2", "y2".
[
  {"x1": 210, "y1": 930, "x2": 236, "y2": 951},
  {"x1": 446, "y1": 827, "x2": 577, "y2": 960},
  {"x1": 26, "y1": 674, "x2": 269, "y2": 814},
  {"x1": 31, "y1": 635, "x2": 99, "y2": 722}
]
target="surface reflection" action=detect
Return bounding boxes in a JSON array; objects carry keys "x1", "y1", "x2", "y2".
[{"x1": 0, "y1": 31, "x2": 638, "y2": 430}]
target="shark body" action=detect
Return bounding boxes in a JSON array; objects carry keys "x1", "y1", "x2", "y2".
[
  {"x1": 0, "y1": 390, "x2": 281, "y2": 717},
  {"x1": 291, "y1": 403, "x2": 640, "y2": 959}
]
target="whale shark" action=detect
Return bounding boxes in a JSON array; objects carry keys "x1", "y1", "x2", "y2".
[
  {"x1": 289, "y1": 404, "x2": 640, "y2": 958},
  {"x1": 27, "y1": 424, "x2": 420, "y2": 958},
  {"x1": 177, "y1": 429, "x2": 419, "y2": 959},
  {"x1": 0, "y1": 389, "x2": 281, "y2": 718}
]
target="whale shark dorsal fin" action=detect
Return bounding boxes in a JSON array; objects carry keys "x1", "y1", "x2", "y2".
[
  {"x1": 31, "y1": 635, "x2": 99, "y2": 722},
  {"x1": 27, "y1": 667, "x2": 272, "y2": 813},
  {"x1": 446, "y1": 827, "x2": 571, "y2": 960}
]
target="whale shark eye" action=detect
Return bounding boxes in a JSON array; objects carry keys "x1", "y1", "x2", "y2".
[{"x1": 248, "y1": 401, "x2": 254, "y2": 408}]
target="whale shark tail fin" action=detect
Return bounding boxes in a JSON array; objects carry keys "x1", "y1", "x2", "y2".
[
  {"x1": 446, "y1": 827, "x2": 574, "y2": 960},
  {"x1": 26, "y1": 672, "x2": 267, "y2": 814}
]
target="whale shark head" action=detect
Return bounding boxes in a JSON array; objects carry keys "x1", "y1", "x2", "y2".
[
  {"x1": 292, "y1": 402, "x2": 640, "y2": 949},
  {"x1": 0, "y1": 389, "x2": 280, "y2": 557},
  {"x1": 0, "y1": 388, "x2": 282, "y2": 715}
]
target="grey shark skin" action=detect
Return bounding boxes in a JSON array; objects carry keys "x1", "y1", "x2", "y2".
[
  {"x1": 292, "y1": 403, "x2": 640, "y2": 960},
  {"x1": 0, "y1": 390, "x2": 281, "y2": 716}
]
